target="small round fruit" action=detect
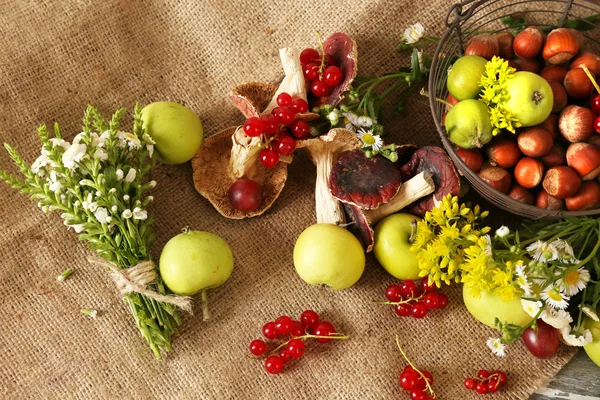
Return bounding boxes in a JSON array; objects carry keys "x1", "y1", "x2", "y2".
[
  {"x1": 543, "y1": 28, "x2": 579, "y2": 64},
  {"x1": 518, "y1": 127, "x2": 554, "y2": 158},
  {"x1": 445, "y1": 99, "x2": 493, "y2": 149},
  {"x1": 243, "y1": 116, "x2": 264, "y2": 137},
  {"x1": 262, "y1": 321, "x2": 279, "y2": 339},
  {"x1": 548, "y1": 81, "x2": 567, "y2": 113},
  {"x1": 464, "y1": 34, "x2": 500, "y2": 60},
  {"x1": 291, "y1": 98, "x2": 309, "y2": 114},
  {"x1": 291, "y1": 120, "x2": 311, "y2": 139},
  {"x1": 273, "y1": 107, "x2": 295, "y2": 125},
  {"x1": 566, "y1": 181, "x2": 600, "y2": 211},
  {"x1": 260, "y1": 114, "x2": 279, "y2": 135},
  {"x1": 276, "y1": 92, "x2": 293, "y2": 107},
  {"x1": 566, "y1": 142, "x2": 600, "y2": 180},
  {"x1": 275, "y1": 315, "x2": 294, "y2": 335},
  {"x1": 302, "y1": 63, "x2": 319, "y2": 81},
  {"x1": 374, "y1": 213, "x2": 422, "y2": 280},
  {"x1": 385, "y1": 284, "x2": 402, "y2": 302},
  {"x1": 464, "y1": 377, "x2": 476, "y2": 390},
  {"x1": 287, "y1": 338, "x2": 306, "y2": 358},
  {"x1": 447, "y1": 55, "x2": 488, "y2": 100},
  {"x1": 463, "y1": 286, "x2": 531, "y2": 328},
  {"x1": 300, "y1": 310, "x2": 319, "y2": 331},
  {"x1": 543, "y1": 166, "x2": 581, "y2": 198},
  {"x1": 503, "y1": 71, "x2": 553, "y2": 127},
  {"x1": 313, "y1": 321, "x2": 336, "y2": 343},
  {"x1": 400, "y1": 280, "x2": 418, "y2": 299},
  {"x1": 323, "y1": 65, "x2": 343, "y2": 86},
  {"x1": 486, "y1": 138, "x2": 521, "y2": 168},
  {"x1": 293, "y1": 224, "x2": 365, "y2": 290},
  {"x1": 507, "y1": 183, "x2": 534, "y2": 205},
  {"x1": 159, "y1": 230, "x2": 234, "y2": 296},
  {"x1": 275, "y1": 134, "x2": 296, "y2": 156},
  {"x1": 513, "y1": 26, "x2": 544, "y2": 59},
  {"x1": 228, "y1": 179, "x2": 262, "y2": 212},
  {"x1": 514, "y1": 157, "x2": 544, "y2": 189},
  {"x1": 250, "y1": 339, "x2": 267, "y2": 356},
  {"x1": 300, "y1": 48, "x2": 320, "y2": 64},
  {"x1": 478, "y1": 165, "x2": 511, "y2": 194},
  {"x1": 259, "y1": 148, "x2": 279, "y2": 168},
  {"x1": 394, "y1": 304, "x2": 411, "y2": 317},
  {"x1": 141, "y1": 101, "x2": 203, "y2": 165},
  {"x1": 311, "y1": 80, "x2": 330, "y2": 97},
  {"x1": 264, "y1": 355, "x2": 284, "y2": 374},
  {"x1": 475, "y1": 382, "x2": 488, "y2": 395},
  {"x1": 522, "y1": 319, "x2": 559, "y2": 358},
  {"x1": 455, "y1": 147, "x2": 483, "y2": 172}
]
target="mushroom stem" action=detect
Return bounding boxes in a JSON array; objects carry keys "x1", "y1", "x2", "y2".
[
  {"x1": 230, "y1": 127, "x2": 261, "y2": 180},
  {"x1": 315, "y1": 151, "x2": 346, "y2": 224},
  {"x1": 365, "y1": 172, "x2": 435, "y2": 225}
]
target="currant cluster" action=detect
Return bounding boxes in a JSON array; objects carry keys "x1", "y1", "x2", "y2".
[
  {"x1": 299, "y1": 48, "x2": 343, "y2": 98},
  {"x1": 248, "y1": 310, "x2": 346, "y2": 375},
  {"x1": 463, "y1": 369, "x2": 508, "y2": 394},
  {"x1": 383, "y1": 279, "x2": 448, "y2": 319},
  {"x1": 399, "y1": 365, "x2": 435, "y2": 400},
  {"x1": 242, "y1": 92, "x2": 309, "y2": 169},
  {"x1": 591, "y1": 93, "x2": 600, "y2": 132}
]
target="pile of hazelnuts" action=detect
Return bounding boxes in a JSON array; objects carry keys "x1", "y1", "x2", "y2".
[{"x1": 454, "y1": 26, "x2": 600, "y2": 212}]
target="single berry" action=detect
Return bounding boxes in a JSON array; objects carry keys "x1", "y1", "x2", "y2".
[
  {"x1": 313, "y1": 321, "x2": 336, "y2": 343},
  {"x1": 311, "y1": 80, "x2": 330, "y2": 97},
  {"x1": 385, "y1": 284, "x2": 402, "y2": 302},
  {"x1": 594, "y1": 115, "x2": 600, "y2": 133},
  {"x1": 249, "y1": 339, "x2": 267, "y2": 356},
  {"x1": 243, "y1": 116, "x2": 264, "y2": 137},
  {"x1": 291, "y1": 321, "x2": 303, "y2": 337},
  {"x1": 291, "y1": 120, "x2": 311, "y2": 139},
  {"x1": 300, "y1": 48, "x2": 321, "y2": 65},
  {"x1": 276, "y1": 92, "x2": 293, "y2": 107},
  {"x1": 264, "y1": 355, "x2": 284, "y2": 374},
  {"x1": 400, "y1": 280, "x2": 418, "y2": 299},
  {"x1": 437, "y1": 293, "x2": 448, "y2": 309},
  {"x1": 463, "y1": 377, "x2": 476, "y2": 390},
  {"x1": 475, "y1": 382, "x2": 488, "y2": 394},
  {"x1": 423, "y1": 292, "x2": 440, "y2": 310},
  {"x1": 300, "y1": 310, "x2": 320, "y2": 331},
  {"x1": 399, "y1": 369, "x2": 420, "y2": 390},
  {"x1": 421, "y1": 370, "x2": 433, "y2": 385},
  {"x1": 291, "y1": 98, "x2": 308, "y2": 114},
  {"x1": 487, "y1": 380, "x2": 499, "y2": 393},
  {"x1": 403, "y1": 365, "x2": 415, "y2": 373},
  {"x1": 323, "y1": 65, "x2": 343, "y2": 87},
  {"x1": 275, "y1": 134, "x2": 296, "y2": 156},
  {"x1": 273, "y1": 106, "x2": 295, "y2": 125},
  {"x1": 275, "y1": 315, "x2": 294, "y2": 335},
  {"x1": 260, "y1": 114, "x2": 279, "y2": 135},
  {"x1": 477, "y1": 369, "x2": 490, "y2": 380},
  {"x1": 493, "y1": 370, "x2": 507, "y2": 386},
  {"x1": 410, "y1": 389, "x2": 427, "y2": 400},
  {"x1": 591, "y1": 94, "x2": 600, "y2": 114},
  {"x1": 278, "y1": 349, "x2": 293, "y2": 364},
  {"x1": 410, "y1": 302, "x2": 428, "y2": 319},
  {"x1": 421, "y1": 279, "x2": 437, "y2": 293},
  {"x1": 303, "y1": 63, "x2": 319, "y2": 81},
  {"x1": 287, "y1": 338, "x2": 306, "y2": 358},
  {"x1": 394, "y1": 303, "x2": 411, "y2": 317},
  {"x1": 259, "y1": 148, "x2": 279, "y2": 168},
  {"x1": 228, "y1": 179, "x2": 262, "y2": 212},
  {"x1": 262, "y1": 321, "x2": 279, "y2": 340}
]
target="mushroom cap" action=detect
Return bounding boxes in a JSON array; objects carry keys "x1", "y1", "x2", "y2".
[
  {"x1": 191, "y1": 127, "x2": 289, "y2": 219},
  {"x1": 400, "y1": 146, "x2": 460, "y2": 216},
  {"x1": 296, "y1": 127, "x2": 361, "y2": 155},
  {"x1": 329, "y1": 150, "x2": 403, "y2": 210},
  {"x1": 396, "y1": 144, "x2": 418, "y2": 165},
  {"x1": 321, "y1": 32, "x2": 358, "y2": 107},
  {"x1": 343, "y1": 203, "x2": 375, "y2": 252}
]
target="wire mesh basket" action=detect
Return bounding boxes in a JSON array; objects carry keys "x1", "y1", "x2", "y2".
[{"x1": 428, "y1": 0, "x2": 600, "y2": 219}]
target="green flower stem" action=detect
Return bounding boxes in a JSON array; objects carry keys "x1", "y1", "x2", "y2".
[{"x1": 201, "y1": 289, "x2": 210, "y2": 322}]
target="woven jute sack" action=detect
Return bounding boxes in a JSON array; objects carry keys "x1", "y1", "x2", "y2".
[{"x1": 0, "y1": 1, "x2": 576, "y2": 399}]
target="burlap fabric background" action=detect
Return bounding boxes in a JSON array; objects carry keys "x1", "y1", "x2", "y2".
[{"x1": 0, "y1": 1, "x2": 580, "y2": 399}]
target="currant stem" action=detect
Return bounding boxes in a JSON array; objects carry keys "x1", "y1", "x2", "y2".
[
  {"x1": 316, "y1": 30, "x2": 326, "y2": 78},
  {"x1": 269, "y1": 332, "x2": 350, "y2": 356},
  {"x1": 375, "y1": 294, "x2": 424, "y2": 305},
  {"x1": 395, "y1": 336, "x2": 436, "y2": 398},
  {"x1": 201, "y1": 289, "x2": 210, "y2": 322}
]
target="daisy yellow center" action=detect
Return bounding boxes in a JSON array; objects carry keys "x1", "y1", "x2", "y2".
[
  {"x1": 564, "y1": 270, "x2": 579, "y2": 285},
  {"x1": 362, "y1": 133, "x2": 376, "y2": 145},
  {"x1": 547, "y1": 289, "x2": 564, "y2": 301}
]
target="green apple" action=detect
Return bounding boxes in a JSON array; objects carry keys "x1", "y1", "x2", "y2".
[
  {"x1": 159, "y1": 230, "x2": 234, "y2": 296},
  {"x1": 141, "y1": 101, "x2": 203, "y2": 164},
  {"x1": 583, "y1": 306, "x2": 600, "y2": 368},
  {"x1": 444, "y1": 99, "x2": 493, "y2": 149},
  {"x1": 463, "y1": 286, "x2": 531, "y2": 329},
  {"x1": 293, "y1": 224, "x2": 365, "y2": 290},
  {"x1": 447, "y1": 55, "x2": 487, "y2": 100},
  {"x1": 504, "y1": 71, "x2": 553, "y2": 127},
  {"x1": 373, "y1": 213, "x2": 421, "y2": 280}
]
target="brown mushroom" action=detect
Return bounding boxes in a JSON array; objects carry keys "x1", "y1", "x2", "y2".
[
  {"x1": 400, "y1": 146, "x2": 461, "y2": 216},
  {"x1": 320, "y1": 32, "x2": 358, "y2": 107}
]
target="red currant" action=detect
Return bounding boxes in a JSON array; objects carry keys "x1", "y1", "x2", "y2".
[
  {"x1": 291, "y1": 98, "x2": 308, "y2": 114},
  {"x1": 291, "y1": 120, "x2": 311, "y2": 139},
  {"x1": 272, "y1": 106, "x2": 295, "y2": 125},
  {"x1": 291, "y1": 321, "x2": 303, "y2": 337},
  {"x1": 437, "y1": 293, "x2": 448, "y2": 309},
  {"x1": 423, "y1": 292, "x2": 440, "y2": 310},
  {"x1": 394, "y1": 303, "x2": 411, "y2": 317},
  {"x1": 410, "y1": 302, "x2": 428, "y2": 319},
  {"x1": 275, "y1": 134, "x2": 296, "y2": 156},
  {"x1": 477, "y1": 369, "x2": 490, "y2": 380},
  {"x1": 300, "y1": 310, "x2": 319, "y2": 331},
  {"x1": 324, "y1": 53, "x2": 336, "y2": 66},
  {"x1": 228, "y1": 179, "x2": 262, "y2": 212},
  {"x1": 243, "y1": 116, "x2": 264, "y2": 137},
  {"x1": 399, "y1": 370, "x2": 420, "y2": 390},
  {"x1": 487, "y1": 380, "x2": 499, "y2": 393},
  {"x1": 311, "y1": 80, "x2": 330, "y2": 97},
  {"x1": 591, "y1": 94, "x2": 600, "y2": 114},
  {"x1": 300, "y1": 48, "x2": 320, "y2": 65},
  {"x1": 313, "y1": 321, "x2": 335, "y2": 343},
  {"x1": 404, "y1": 365, "x2": 415, "y2": 373},
  {"x1": 276, "y1": 92, "x2": 293, "y2": 107},
  {"x1": 259, "y1": 148, "x2": 279, "y2": 168},
  {"x1": 249, "y1": 339, "x2": 267, "y2": 356},
  {"x1": 421, "y1": 370, "x2": 433, "y2": 385},
  {"x1": 594, "y1": 114, "x2": 600, "y2": 133},
  {"x1": 303, "y1": 63, "x2": 319, "y2": 81},
  {"x1": 493, "y1": 370, "x2": 507, "y2": 386},
  {"x1": 275, "y1": 315, "x2": 294, "y2": 335},
  {"x1": 323, "y1": 65, "x2": 343, "y2": 87},
  {"x1": 385, "y1": 284, "x2": 402, "y2": 302},
  {"x1": 475, "y1": 382, "x2": 488, "y2": 394},
  {"x1": 262, "y1": 321, "x2": 279, "y2": 340},
  {"x1": 260, "y1": 114, "x2": 279, "y2": 135},
  {"x1": 287, "y1": 338, "x2": 306, "y2": 358},
  {"x1": 278, "y1": 349, "x2": 293, "y2": 364},
  {"x1": 421, "y1": 279, "x2": 436, "y2": 293},
  {"x1": 463, "y1": 377, "x2": 475, "y2": 390},
  {"x1": 264, "y1": 355, "x2": 284, "y2": 374},
  {"x1": 400, "y1": 280, "x2": 418, "y2": 299},
  {"x1": 410, "y1": 389, "x2": 427, "y2": 400}
]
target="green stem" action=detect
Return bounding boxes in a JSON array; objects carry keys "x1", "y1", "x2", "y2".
[{"x1": 201, "y1": 289, "x2": 210, "y2": 322}]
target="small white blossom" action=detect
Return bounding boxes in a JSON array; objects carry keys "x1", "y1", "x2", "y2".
[
  {"x1": 582, "y1": 305, "x2": 599, "y2": 322},
  {"x1": 541, "y1": 307, "x2": 573, "y2": 329},
  {"x1": 327, "y1": 111, "x2": 340, "y2": 126},
  {"x1": 356, "y1": 128, "x2": 384, "y2": 152},
  {"x1": 558, "y1": 266, "x2": 590, "y2": 296},
  {"x1": 62, "y1": 143, "x2": 87, "y2": 169},
  {"x1": 95, "y1": 191, "x2": 102, "y2": 197},
  {"x1": 515, "y1": 263, "x2": 532, "y2": 296},
  {"x1": 74, "y1": 200, "x2": 81, "y2": 207},
  {"x1": 146, "y1": 196, "x2": 154, "y2": 202},
  {"x1": 41, "y1": 206, "x2": 49, "y2": 213},
  {"x1": 48, "y1": 171, "x2": 63, "y2": 193},
  {"x1": 357, "y1": 116, "x2": 373, "y2": 128},
  {"x1": 551, "y1": 238, "x2": 575, "y2": 262},
  {"x1": 123, "y1": 132, "x2": 141, "y2": 149},
  {"x1": 94, "y1": 207, "x2": 109, "y2": 224},
  {"x1": 68, "y1": 223, "x2": 85, "y2": 233},
  {"x1": 123, "y1": 194, "x2": 130, "y2": 201},
  {"x1": 108, "y1": 188, "x2": 116, "y2": 194},
  {"x1": 486, "y1": 338, "x2": 506, "y2": 357},
  {"x1": 521, "y1": 299, "x2": 546, "y2": 319},
  {"x1": 143, "y1": 133, "x2": 156, "y2": 145},
  {"x1": 31, "y1": 153, "x2": 51, "y2": 176},
  {"x1": 132, "y1": 207, "x2": 148, "y2": 220},
  {"x1": 93, "y1": 148, "x2": 108, "y2": 161},
  {"x1": 116, "y1": 169, "x2": 124, "y2": 181},
  {"x1": 72, "y1": 132, "x2": 86, "y2": 145},
  {"x1": 541, "y1": 286, "x2": 570, "y2": 310},
  {"x1": 124, "y1": 168, "x2": 137, "y2": 183},
  {"x1": 147, "y1": 144, "x2": 154, "y2": 158},
  {"x1": 149, "y1": 180, "x2": 157, "y2": 188},
  {"x1": 560, "y1": 326, "x2": 593, "y2": 347},
  {"x1": 98, "y1": 131, "x2": 111, "y2": 148},
  {"x1": 111, "y1": 205, "x2": 118, "y2": 213},
  {"x1": 403, "y1": 22, "x2": 425, "y2": 44},
  {"x1": 49, "y1": 138, "x2": 71, "y2": 150},
  {"x1": 122, "y1": 209, "x2": 133, "y2": 219},
  {"x1": 526, "y1": 240, "x2": 559, "y2": 263},
  {"x1": 482, "y1": 234, "x2": 493, "y2": 257},
  {"x1": 495, "y1": 226, "x2": 510, "y2": 238},
  {"x1": 105, "y1": 216, "x2": 112, "y2": 224},
  {"x1": 87, "y1": 202, "x2": 98, "y2": 212}
]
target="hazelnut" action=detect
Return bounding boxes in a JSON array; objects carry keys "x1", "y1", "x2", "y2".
[
  {"x1": 564, "y1": 68, "x2": 593, "y2": 99},
  {"x1": 542, "y1": 166, "x2": 581, "y2": 198},
  {"x1": 517, "y1": 127, "x2": 554, "y2": 158},
  {"x1": 571, "y1": 52, "x2": 600, "y2": 76},
  {"x1": 548, "y1": 81, "x2": 567, "y2": 113},
  {"x1": 465, "y1": 34, "x2": 500, "y2": 60},
  {"x1": 540, "y1": 65, "x2": 568, "y2": 82},
  {"x1": 513, "y1": 26, "x2": 544, "y2": 59},
  {"x1": 566, "y1": 142, "x2": 600, "y2": 180},
  {"x1": 514, "y1": 157, "x2": 544, "y2": 189},
  {"x1": 535, "y1": 190, "x2": 565, "y2": 210},
  {"x1": 495, "y1": 32, "x2": 514, "y2": 59},
  {"x1": 559, "y1": 105, "x2": 594, "y2": 142},
  {"x1": 486, "y1": 138, "x2": 521, "y2": 168},
  {"x1": 507, "y1": 183, "x2": 534, "y2": 205},
  {"x1": 540, "y1": 114, "x2": 559, "y2": 139},
  {"x1": 543, "y1": 28, "x2": 579, "y2": 64},
  {"x1": 478, "y1": 164, "x2": 512, "y2": 194},
  {"x1": 455, "y1": 147, "x2": 483, "y2": 173},
  {"x1": 565, "y1": 181, "x2": 600, "y2": 211},
  {"x1": 540, "y1": 144, "x2": 567, "y2": 168}
]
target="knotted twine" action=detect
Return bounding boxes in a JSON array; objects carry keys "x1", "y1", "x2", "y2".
[{"x1": 88, "y1": 257, "x2": 193, "y2": 313}]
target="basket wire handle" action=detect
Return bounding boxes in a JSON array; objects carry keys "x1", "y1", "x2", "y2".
[
  {"x1": 558, "y1": 0, "x2": 575, "y2": 27},
  {"x1": 445, "y1": 0, "x2": 488, "y2": 53}
]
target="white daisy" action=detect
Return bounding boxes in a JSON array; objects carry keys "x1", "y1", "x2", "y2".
[
  {"x1": 541, "y1": 286, "x2": 570, "y2": 310},
  {"x1": 560, "y1": 326, "x2": 593, "y2": 347},
  {"x1": 515, "y1": 263, "x2": 532, "y2": 296},
  {"x1": 541, "y1": 307, "x2": 572, "y2": 329},
  {"x1": 558, "y1": 267, "x2": 590, "y2": 296},
  {"x1": 495, "y1": 225, "x2": 510, "y2": 238},
  {"x1": 582, "y1": 305, "x2": 599, "y2": 322},
  {"x1": 356, "y1": 129, "x2": 384, "y2": 152},
  {"x1": 551, "y1": 238, "x2": 575, "y2": 262},
  {"x1": 521, "y1": 299, "x2": 546, "y2": 319},
  {"x1": 403, "y1": 23, "x2": 425, "y2": 44},
  {"x1": 486, "y1": 338, "x2": 506, "y2": 358},
  {"x1": 526, "y1": 240, "x2": 559, "y2": 263}
]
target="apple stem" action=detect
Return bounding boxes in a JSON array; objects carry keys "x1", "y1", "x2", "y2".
[
  {"x1": 201, "y1": 289, "x2": 210, "y2": 322},
  {"x1": 409, "y1": 219, "x2": 418, "y2": 245}
]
